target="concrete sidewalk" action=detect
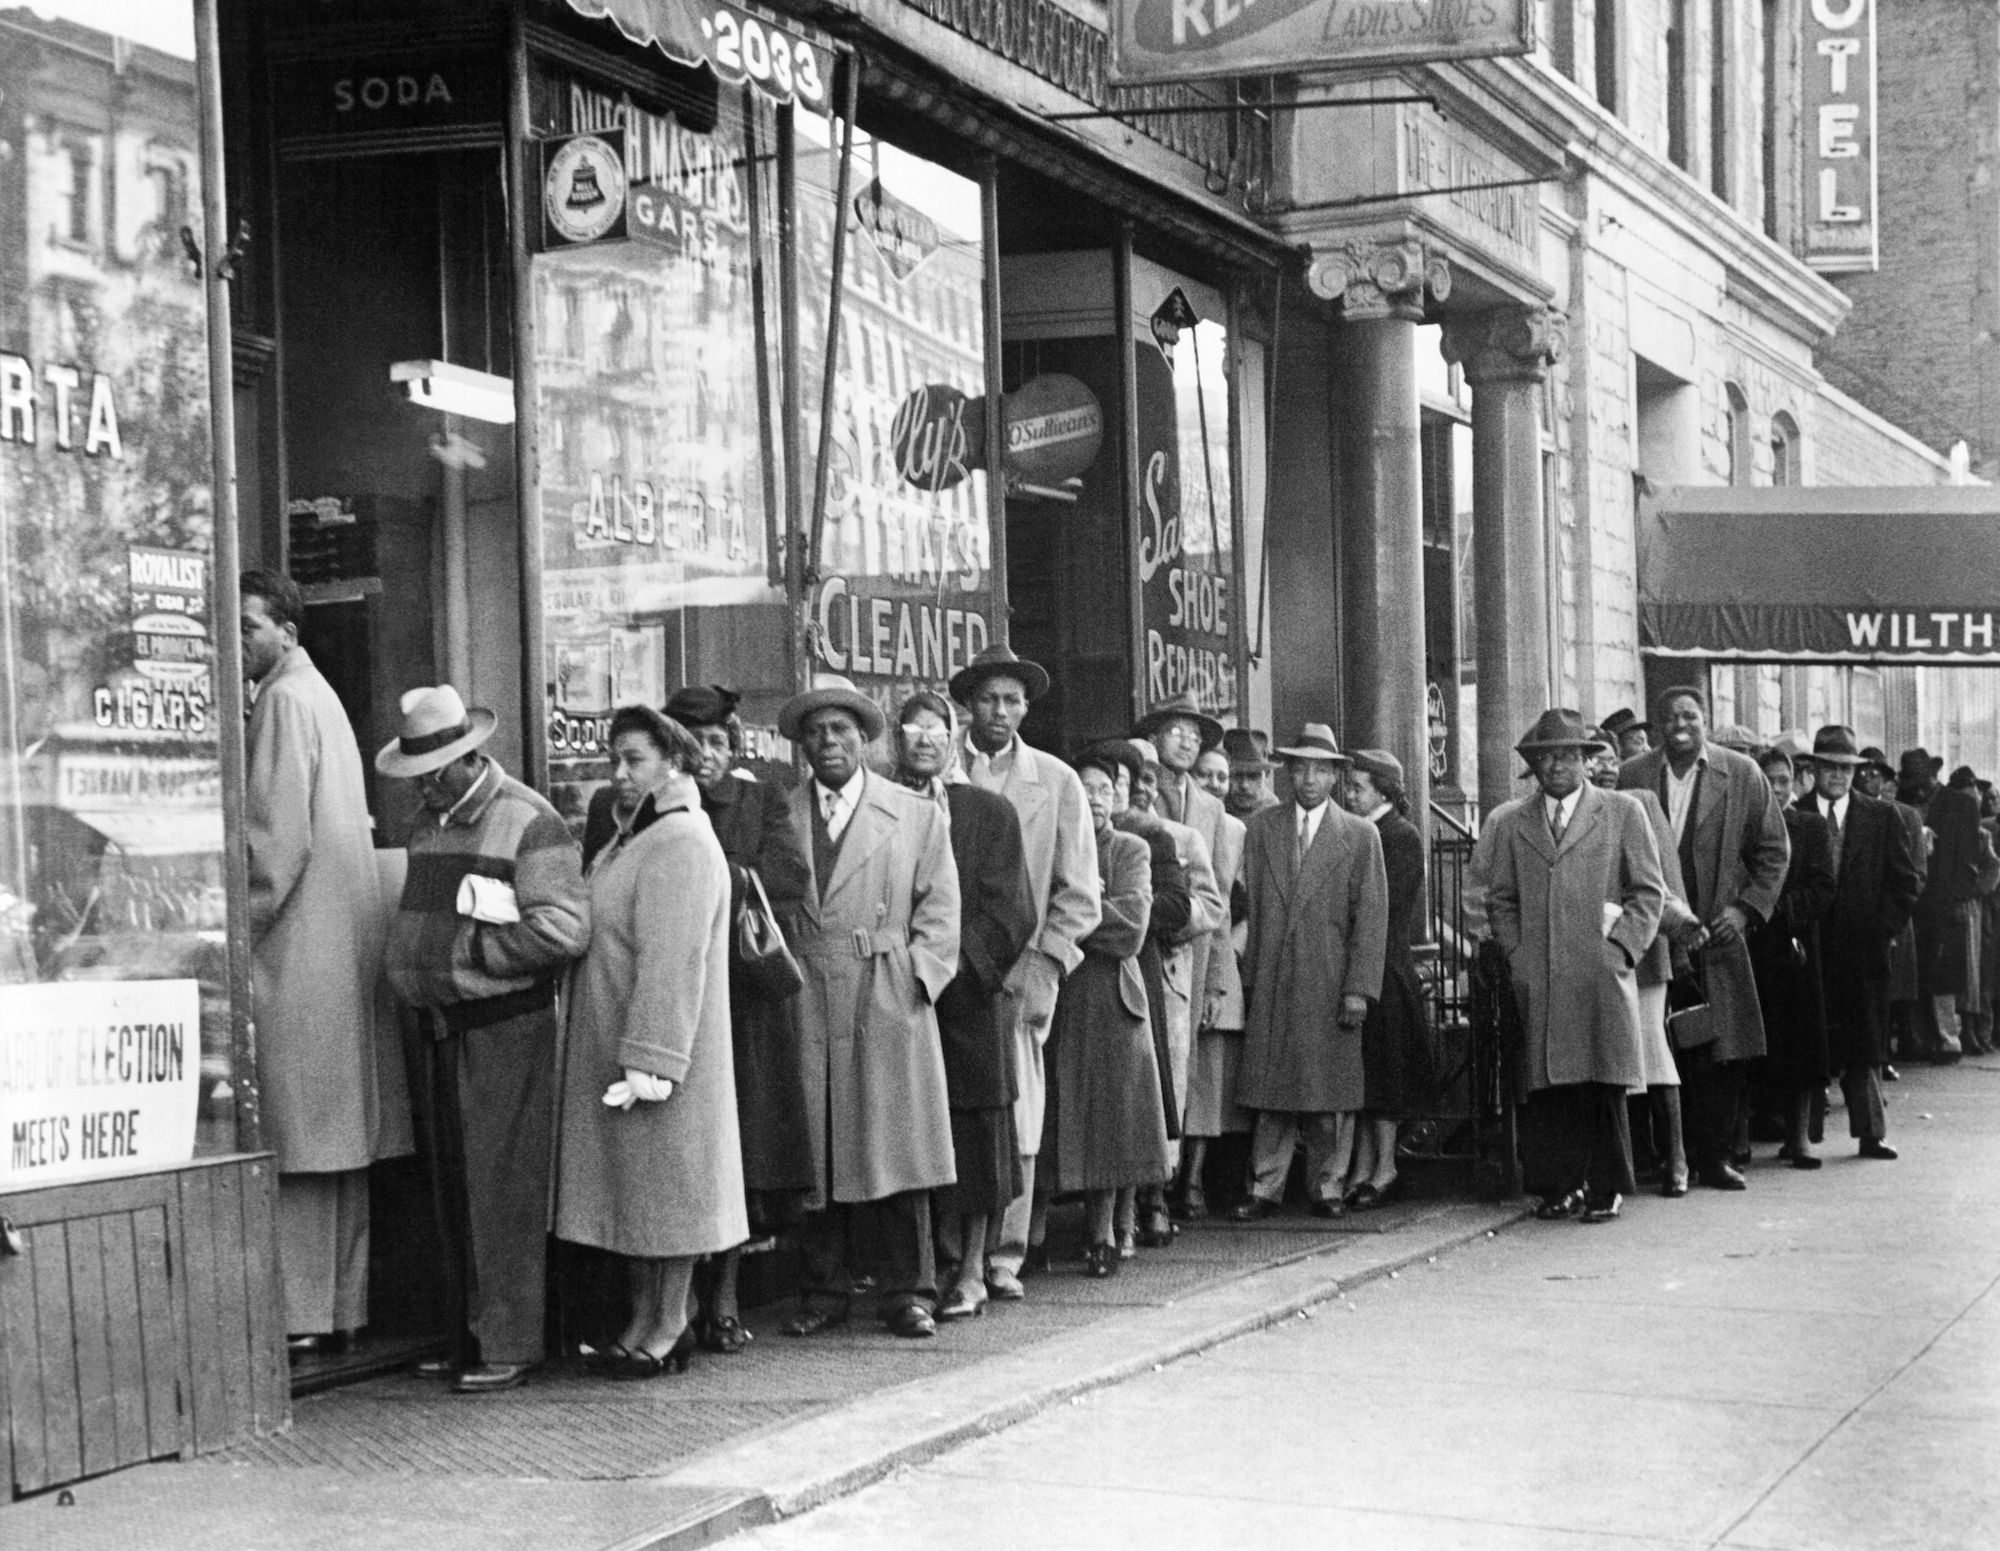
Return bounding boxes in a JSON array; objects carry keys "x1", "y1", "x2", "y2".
[{"x1": 4, "y1": 1180, "x2": 1523, "y2": 1551}]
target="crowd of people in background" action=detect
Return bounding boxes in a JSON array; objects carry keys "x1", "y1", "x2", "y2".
[{"x1": 237, "y1": 562, "x2": 1980, "y2": 1391}]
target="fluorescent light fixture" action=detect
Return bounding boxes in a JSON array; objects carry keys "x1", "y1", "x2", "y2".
[{"x1": 390, "y1": 359, "x2": 516, "y2": 425}]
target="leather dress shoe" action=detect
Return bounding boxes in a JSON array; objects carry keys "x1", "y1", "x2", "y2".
[
  {"x1": 1230, "y1": 1197, "x2": 1281, "y2": 1221},
  {"x1": 782, "y1": 1304, "x2": 850, "y2": 1337},
  {"x1": 411, "y1": 1357, "x2": 458, "y2": 1381},
  {"x1": 1660, "y1": 1169, "x2": 1689, "y2": 1198},
  {"x1": 1534, "y1": 1190, "x2": 1586, "y2": 1220},
  {"x1": 1582, "y1": 1192, "x2": 1623, "y2": 1223},
  {"x1": 1789, "y1": 1152, "x2": 1824, "y2": 1170},
  {"x1": 1699, "y1": 1162, "x2": 1748, "y2": 1191},
  {"x1": 935, "y1": 1283, "x2": 986, "y2": 1322},
  {"x1": 1136, "y1": 1210, "x2": 1177, "y2": 1248},
  {"x1": 1860, "y1": 1139, "x2": 1899, "y2": 1160},
  {"x1": 453, "y1": 1362, "x2": 532, "y2": 1394},
  {"x1": 986, "y1": 1266, "x2": 1026, "y2": 1301},
  {"x1": 884, "y1": 1303, "x2": 937, "y2": 1339},
  {"x1": 1308, "y1": 1196, "x2": 1346, "y2": 1219}
]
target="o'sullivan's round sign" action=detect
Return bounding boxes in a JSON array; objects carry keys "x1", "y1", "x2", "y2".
[
  {"x1": 1002, "y1": 374, "x2": 1103, "y2": 488},
  {"x1": 544, "y1": 133, "x2": 627, "y2": 246}
]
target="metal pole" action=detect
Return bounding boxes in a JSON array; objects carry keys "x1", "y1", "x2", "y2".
[
  {"x1": 192, "y1": 0, "x2": 260, "y2": 1154},
  {"x1": 778, "y1": 106, "x2": 807, "y2": 692},
  {"x1": 742, "y1": 91, "x2": 784, "y2": 590},
  {"x1": 1114, "y1": 222, "x2": 1146, "y2": 723},
  {"x1": 805, "y1": 53, "x2": 861, "y2": 591},
  {"x1": 980, "y1": 157, "x2": 1009, "y2": 647},
  {"x1": 506, "y1": 8, "x2": 549, "y2": 790}
]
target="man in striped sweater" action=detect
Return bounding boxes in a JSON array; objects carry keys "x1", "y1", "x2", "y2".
[{"x1": 381, "y1": 686, "x2": 590, "y2": 1393}]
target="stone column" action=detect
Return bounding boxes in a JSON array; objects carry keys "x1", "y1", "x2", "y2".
[
  {"x1": 1442, "y1": 307, "x2": 1567, "y2": 818},
  {"x1": 1310, "y1": 238, "x2": 1450, "y2": 849}
]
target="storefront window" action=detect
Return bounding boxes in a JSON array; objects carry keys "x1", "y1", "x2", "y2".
[
  {"x1": 531, "y1": 69, "x2": 788, "y2": 827},
  {"x1": 1, "y1": 0, "x2": 231, "y2": 1183},
  {"x1": 796, "y1": 114, "x2": 994, "y2": 728}
]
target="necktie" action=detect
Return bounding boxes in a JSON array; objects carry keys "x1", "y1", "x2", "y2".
[
  {"x1": 821, "y1": 785, "x2": 849, "y2": 840},
  {"x1": 1549, "y1": 800, "x2": 1566, "y2": 844},
  {"x1": 1295, "y1": 810, "x2": 1310, "y2": 871},
  {"x1": 968, "y1": 748, "x2": 996, "y2": 791},
  {"x1": 1827, "y1": 803, "x2": 1842, "y2": 874}
]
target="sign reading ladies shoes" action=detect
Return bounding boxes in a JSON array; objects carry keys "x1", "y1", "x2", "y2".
[{"x1": 1110, "y1": 0, "x2": 1534, "y2": 85}]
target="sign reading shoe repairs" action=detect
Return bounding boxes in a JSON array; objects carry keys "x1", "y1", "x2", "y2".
[
  {"x1": 1110, "y1": 0, "x2": 1532, "y2": 84},
  {"x1": 1801, "y1": 0, "x2": 1878, "y2": 274}
]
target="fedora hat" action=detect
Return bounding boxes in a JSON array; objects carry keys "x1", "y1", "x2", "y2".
[
  {"x1": 1350, "y1": 748, "x2": 1404, "y2": 788},
  {"x1": 1898, "y1": 747, "x2": 1944, "y2": 779},
  {"x1": 778, "y1": 673, "x2": 886, "y2": 743},
  {"x1": 376, "y1": 685, "x2": 497, "y2": 777},
  {"x1": 1275, "y1": 723, "x2": 1350, "y2": 763},
  {"x1": 948, "y1": 644, "x2": 1049, "y2": 705},
  {"x1": 1810, "y1": 726, "x2": 1866, "y2": 767},
  {"x1": 1223, "y1": 727, "x2": 1274, "y2": 772},
  {"x1": 1515, "y1": 708, "x2": 1603, "y2": 754},
  {"x1": 1133, "y1": 693, "x2": 1224, "y2": 752},
  {"x1": 1600, "y1": 707, "x2": 1651, "y2": 736},
  {"x1": 1859, "y1": 745, "x2": 1895, "y2": 778}
]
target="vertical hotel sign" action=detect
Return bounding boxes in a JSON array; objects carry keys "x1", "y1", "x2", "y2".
[{"x1": 1801, "y1": 0, "x2": 1878, "y2": 273}]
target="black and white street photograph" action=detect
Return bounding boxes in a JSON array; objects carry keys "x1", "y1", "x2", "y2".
[{"x1": 2, "y1": 1, "x2": 1996, "y2": 1547}]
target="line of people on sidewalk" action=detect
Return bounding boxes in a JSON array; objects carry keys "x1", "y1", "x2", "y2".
[
  {"x1": 236, "y1": 564, "x2": 1443, "y2": 1392},
  {"x1": 1482, "y1": 686, "x2": 1985, "y2": 1223}
]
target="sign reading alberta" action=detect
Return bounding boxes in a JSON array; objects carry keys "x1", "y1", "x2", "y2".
[
  {"x1": 1110, "y1": 0, "x2": 1532, "y2": 85},
  {"x1": 2, "y1": 980, "x2": 201, "y2": 1188}
]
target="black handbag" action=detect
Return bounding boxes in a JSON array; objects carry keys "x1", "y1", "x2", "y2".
[{"x1": 735, "y1": 866, "x2": 803, "y2": 1000}]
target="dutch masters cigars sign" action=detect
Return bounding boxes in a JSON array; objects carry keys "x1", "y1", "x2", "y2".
[{"x1": 1110, "y1": 0, "x2": 1532, "y2": 85}]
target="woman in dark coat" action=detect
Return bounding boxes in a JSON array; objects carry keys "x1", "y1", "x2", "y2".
[
  {"x1": 1340, "y1": 750, "x2": 1435, "y2": 1209},
  {"x1": 1749, "y1": 749, "x2": 1837, "y2": 1167},
  {"x1": 893, "y1": 692, "x2": 1037, "y2": 1321},
  {"x1": 1045, "y1": 746, "x2": 1166, "y2": 1278},
  {"x1": 587, "y1": 686, "x2": 813, "y2": 1354}
]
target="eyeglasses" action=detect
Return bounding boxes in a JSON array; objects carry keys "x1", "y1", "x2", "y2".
[{"x1": 902, "y1": 726, "x2": 952, "y2": 745}]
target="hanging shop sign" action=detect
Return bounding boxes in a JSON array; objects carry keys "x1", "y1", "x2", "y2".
[
  {"x1": 1, "y1": 980, "x2": 203, "y2": 1188},
  {"x1": 891, "y1": 385, "x2": 983, "y2": 495},
  {"x1": 561, "y1": 0, "x2": 835, "y2": 113},
  {"x1": 1109, "y1": 0, "x2": 1533, "y2": 86},
  {"x1": 1800, "y1": 0, "x2": 1878, "y2": 274},
  {"x1": 543, "y1": 129, "x2": 631, "y2": 248},
  {"x1": 854, "y1": 180, "x2": 942, "y2": 283},
  {"x1": 889, "y1": 375, "x2": 1105, "y2": 495}
]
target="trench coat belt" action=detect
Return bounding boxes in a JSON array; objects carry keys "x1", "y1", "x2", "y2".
[
  {"x1": 793, "y1": 928, "x2": 905, "y2": 961},
  {"x1": 409, "y1": 979, "x2": 557, "y2": 1040}
]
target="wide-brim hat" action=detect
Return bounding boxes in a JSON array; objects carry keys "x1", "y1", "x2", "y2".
[
  {"x1": 1350, "y1": 748, "x2": 1404, "y2": 788},
  {"x1": 1899, "y1": 747, "x2": 1944, "y2": 778},
  {"x1": 948, "y1": 644, "x2": 1050, "y2": 705},
  {"x1": 1133, "y1": 693, "x2": 1224, "y2": 752},
  {"x1": 376, "y1": 685, "x2": 497, "y2": 777},
  {"x1": 1811, "y1": 725, "x2": 1866, "y2": 766},
  {"x1": 1223, "y1": 727, "x2": 1274, "y2": 772},
  {"x1": 1275, "y1": 723, "x2": 1349, "y2": 763},
  {"x1": 778, "y1": 674, "x2": 886, "y2": 743},
  {"x1": 1515, "y1": 708, "x2": 1602, "y2": 754},
  {"x1": 1601, "y1": 707, "x2": 1651, "y2": 736},
  {"x1": 1859, "y1": 745, "x2": 1895, "y2": 778}
]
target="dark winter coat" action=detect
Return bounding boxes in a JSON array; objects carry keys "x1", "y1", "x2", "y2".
[
  {"x1": 1360, "y1": 808, "x2": 1436, "y2": 1117},
  {"x1": 1796, "y1": 790, "x2": 1921, "y2": 1069},
  {"x1": 1750, "y1": 806, "x2": 1836, "y2": 1083}
]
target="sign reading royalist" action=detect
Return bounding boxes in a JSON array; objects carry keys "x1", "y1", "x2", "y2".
[
  {"x1": 1800, "y1": 0, "x2": 1878, "y2": 274},
  {"x1": 1110, "y1": 0, "x2": 1533, "y2": 86},
  {"x1": 1, "y1": 980, "x2": 203, "y2": 1187}
]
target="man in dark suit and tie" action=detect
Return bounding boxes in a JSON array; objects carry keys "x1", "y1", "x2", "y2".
[{"x1": 1795, "y1": 726, "x2": 1921, "y2": 1159}]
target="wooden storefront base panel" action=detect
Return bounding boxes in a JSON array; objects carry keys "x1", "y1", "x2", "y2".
[{"x1": 2, "y1": 1155, "x2": 289, "y2": 1497}]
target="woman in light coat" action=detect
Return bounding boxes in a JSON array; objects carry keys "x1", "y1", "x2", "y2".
[{"x1": 555, "y1": 706, "x2": 746, "y2": 1378}]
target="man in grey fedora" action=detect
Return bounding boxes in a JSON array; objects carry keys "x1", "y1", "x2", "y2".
[
  {"x1": 1232, "y1": 724, "x2": 1388, "y2": 1219},
  {"x1": 380, "y1": 685, "x2": 590, "y2": 1392},
  {"x1": 949, "y1": 645, "x2": 1100, "y2": 1294},
  {"x1": 1491, "y1": 709, "x2": 1667, "y2": 1222}
]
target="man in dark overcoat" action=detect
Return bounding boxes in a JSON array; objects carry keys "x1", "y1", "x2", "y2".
[
  {"x1": 1231, "y1": 724, "x2": 1388, "y2": 1220},
  {"x1": 1619, "y1": 686, "x2": 1789, "y2": 1191},
  {"x1": 1489, "y1": 710, "x2": 1666, "y2": 1222},
  {"x1": 1796, "y1": 726, "x2": 1921, "y2": 1159},
  {"x1": 1905, "y1": 747, "x2": 1980, "y2": 1063}
]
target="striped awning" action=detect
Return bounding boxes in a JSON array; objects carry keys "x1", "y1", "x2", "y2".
[{"x1": 564, "y1": 0, "x2": 837, "y2": 112}]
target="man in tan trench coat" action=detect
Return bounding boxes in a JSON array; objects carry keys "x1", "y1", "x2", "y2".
[
  {"x1": 1489, "y1": 709, "x2": 1668, "y2": 1222},
  {"x1": 1232, "y1": 724, "x2": 1389, "y2": 1219},
  {"x1": 782, "y1": 676, "x2": 961, "y2": 1340},
  {"x1": 240, "y1": 569, "x2": 399, "y2": 1351}
]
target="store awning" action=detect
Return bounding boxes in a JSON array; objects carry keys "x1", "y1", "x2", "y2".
[
  {"x1": 1639, "y1": 486, "x2": 2000, "y2": 662},
  {"x1": 564, "y1": 0, "x2": 838, "y2": 113}
]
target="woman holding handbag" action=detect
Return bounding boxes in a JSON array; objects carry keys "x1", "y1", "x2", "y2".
[{"x1": 661, "y1": 686, "x2": 815, "y2": 1354}]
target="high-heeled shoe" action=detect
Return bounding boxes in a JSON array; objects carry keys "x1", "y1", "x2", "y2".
[
  {"x1": 698, "y1": 1314, "x2": 751, "y2": 1355},
  {"x1": 1084, "y1": 1242, "x2": 1118, "y2": 1278},
  {"x1": 609, "y1": 1326, "x2": 696, "y2": 1380}
]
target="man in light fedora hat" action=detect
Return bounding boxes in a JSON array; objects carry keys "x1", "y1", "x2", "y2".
[
  {"x1": 948, "y1": 645, "x2": 1100, "y2": 1295},
  {"x1": 1232, "y1": 724, "x2": 1388, "y2": 1220},
  {"x1": 1490, "y1": 710, "x2": 1667, "y2": 1223},
  {"x1": 778, "y1": 675, "x2": 962, "y2": 1340},
  {"x1": 381, "y1": 685, "x2": 590, "y2": 1392}
]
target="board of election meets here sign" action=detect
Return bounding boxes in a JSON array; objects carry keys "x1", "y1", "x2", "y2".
[
  {"x1": 1110, "y1": 0, "x2": 1533, "y2": 86},
  {"x1": 2, "y1": 979, "x2": 202, "y2": 1188}
]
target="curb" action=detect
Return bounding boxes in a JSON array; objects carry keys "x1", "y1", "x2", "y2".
[{"x1": 613, "y1": 1200, "x2": 1530, "y2": 1550}]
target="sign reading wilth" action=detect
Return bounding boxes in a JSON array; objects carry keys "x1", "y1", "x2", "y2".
[{"x1": 1110, "y1": 0, "x2": 1533, "y2": 85}]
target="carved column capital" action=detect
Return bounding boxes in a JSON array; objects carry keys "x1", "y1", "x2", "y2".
[
  {"x1": 1307, "y1": 237, "x2": 1451, "y2": 321},
  {"x1": 1439, "y1": 307, "x2": 1569, "y2": 385}
]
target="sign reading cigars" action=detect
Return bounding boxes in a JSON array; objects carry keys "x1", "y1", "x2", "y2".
[{"x1": 1110, "y1": 0, "x2": 1532, "y2": 85}]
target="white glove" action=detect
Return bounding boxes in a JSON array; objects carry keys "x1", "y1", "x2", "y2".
[{"x1": 602, "y1": 1068, "x2": 675, "y2": 1109}]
